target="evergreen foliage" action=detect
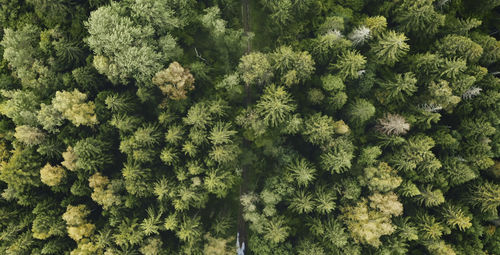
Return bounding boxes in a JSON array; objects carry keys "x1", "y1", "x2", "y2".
[{"x1": 0, "y1": 0, "x2": 498, "y2": 254}]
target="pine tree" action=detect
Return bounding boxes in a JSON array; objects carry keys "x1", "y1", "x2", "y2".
[
  {"x1": 238, "y1": 52, "x2": 273, "y2": 86},
  {"x1": 346, "y1": 98, "x2": 375, "y2": 126},
  {"x1": 395, "y1": 0, "x2": 445, "y2": 36},
  {"x1": 438, "y1": 35, "x2": 483, "y2": 63},
  {"x1": 263, "y1": 216, "x2": 290, "y2": 243},
  {"x1": 270, "y1": 46, "x2": 315, "y2": 86},
  {"x1": 37, "y1": 103, "x2": 65, "y2": 133},
  {"x1": 416, "y1": 185, "x2": 445, "y2": 207},
  {"x1": 288, "y1": 189, "x2": 315, "y2": 214},
  {"x1": 371, "y1": 31, "x2": 410, "y2": 65},
  {"x1": 377, "y1": 72, "x2": 417, "y2": 104},
  {"x1": 470, "y1": 181, "x2": 500, "y2": 215},
  {"x1": 255, "y1": 84, "x2": 296, "y2": 127},
  {"x1": 441, "y1": 203, "x2": 472, "y2": 231},
  {"x1": 73, "y1": 137, "x2": 112, "y2": 173},
  {"x1": 0, "y1": 89, "x2": 40, "y2": 126},
  {"x1": 314, "y1": 185, "x2": 336, "y2": 214},
  {"x1": 320, "y1": 150, "x2": 353, "y2": 174},
  {"x1": 286, "y1": 158, "x2": 317, "y2": 187},
  {"x1": 416, "y1": 213, "x2": 445, "y2": 240},
  {"x1": 333, "y1": 50, "x2": 366, "y2": 79}
]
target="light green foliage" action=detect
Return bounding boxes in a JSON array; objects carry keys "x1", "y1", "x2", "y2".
[
  {"x1": 363, "y1": 16, "x2": 387, "y2": 37},
  {"x1": 425, "y1": 240, "x2": 456, "y2": 255},
  {"x1": 39, "y1": 163, "x2": 65, "y2": 186},
  {"x1": 303, "y1": 113, "x2": 348, "y2": 146},
  {"x1": 31, "y1": 200, "x2": 66, "y2": 240},
  {"x1": 62, "y1": 204, "x2": 95, "y2": 242},
  {"x1": 427, "y1": 80, "x2": 461, "y2": 111},
  {"x1": 416, "y1": 213, "x2": 445, "y2": 240},
  {"x1": 0, "y1": 25, "x2": 41, "y2": 86},
  {"x1": 314, "y1": 185, "x2": 336, "y2": 214},
  {"x1": 122, "y1": 161, "x2": 153, "y2": 197},
  {"x1": 177, "y1": 216, "x2": 202, "y2": 243},
  {"x1": 0, "y1": 0, "x2": 498, "y2": 253},
  {"x1": 88, "y1": 172, "x2": 122, "y2": 210},
  {"x1": 310, "y1": 217, "x2": 348, "y2": 249},
  {"x1": 394, "y1": 217, "x2": 419, "y2": 241},
  {"x1": 270, "y1": 46, "x2": 315, "y2": 86},
  {"x1": 14, "y1": 125, "x2": 46, "y2": 146},
  {"x1": 105, "y1": 93, "x2": 135, "y2": 113},
  {"x1": 86, "y1": 1, "x2": 180, "y2": 85},
  {"x1": 286, "y1": 158, "x2": 316, "y2": 187},
  {"x1": 321, "y1": 74, "x2": 345, "y2": 92},
  {"x1": 342, "y1": 198, "x2": 399, "y2": 247},
  {"x1": 441, "y1": 204, "x2": 472, "y2": 231},
  {"x1": 37, "y1": 103, "x2": 65, "y2": 133},
  {"x1": 363, "y1": 162, "x2": 402, "y2": 192},
  {"x1": 317, "y1": 16, "x2": 344, "y2": 34},
  {"x1": 312, "y1": 31, "x2": 352, "y2": 66},
  {"x1": 320, "y1": 150, "x2": 353, "y2": 174},
  {"x1": 371, "y1": 31, "x2": 410, "y2": 65},
  {"x1": 209, "y1": 122, "x2": 237, "y2": 146},
  {"x1": 140, "y1": 237, "x2": 164, "y2": 255},
  {"x1": 255, "y1": 84, "x2": 296, "y2": 127},
  {"x1": 289, "y1": 189, "x2": 315, "y2": 214},
  {"x1": 52, "y1": 89, "x2": 98, "y2": 127},
  {"x1": 238, "y1": 52, "x2": 273, "y2": 85},
  {"x1": 416, "y1": 185, "x2": 445, "y2": 207},
  {"x1": 334, "y1": 50, "x2": 366, "y2": 79},
  {"x1": 470, "y1": 181, "x2": 500, "y2": 215},
  {"x1": 443, "y1": 157, "x2": 477, "y2": 187},
  {"x1": 307, "y1": 88, "x2": 325, "y2": 105},
  {"x1": 389, "y1": 135, "x2": 441, "y2": 180},
  {"x1": 215, "y1": 73, "x2": 244, "y2": 98},
  {"x1": 440, "y1": 58, "x2": 466, "y2": 80},
  {"x1": 472, "y1": 33, "x2": 500, "y2": 66},
  {"x1": 0, "y1": 90, "x2": 39, "y2": 126},
  {"x1": 263, "y1": 216, "x2": 290, "y2": 243},
  {"x1": 203, "y1": 233, "x2": 234, "y2": 255},
  {"x1": 200, "y1": 6, "x2": 227, "y2": 38},
  {"x1": 398, "y1": 181, "x2": 421, "y2": 197}
]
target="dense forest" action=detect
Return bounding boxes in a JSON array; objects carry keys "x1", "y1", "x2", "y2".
[{"x1": 0, "y1": 0, "x2": 499, "y2": 254}]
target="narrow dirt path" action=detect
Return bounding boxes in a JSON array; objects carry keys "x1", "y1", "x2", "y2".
[{"x1": 237, "y1": 0, "x2": 251, "y2": 251}]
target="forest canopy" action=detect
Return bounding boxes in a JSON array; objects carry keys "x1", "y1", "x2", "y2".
[{"x1": 0, "y1": 0, "x2": 499, "y2": 254}]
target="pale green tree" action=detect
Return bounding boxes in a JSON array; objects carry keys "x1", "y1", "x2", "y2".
[
  {"x1": 52, "y1": 89, "x2": 98, "y2": 127},
  {"x1": 14, "y1": 125, "x2": 46, "y2": 146},
  {"x1": 40, "y1": 163, "x2": 66, "y2": 186},
  {"x1": 238, "y1": 52, "x2": 273, "y2": 85}
]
